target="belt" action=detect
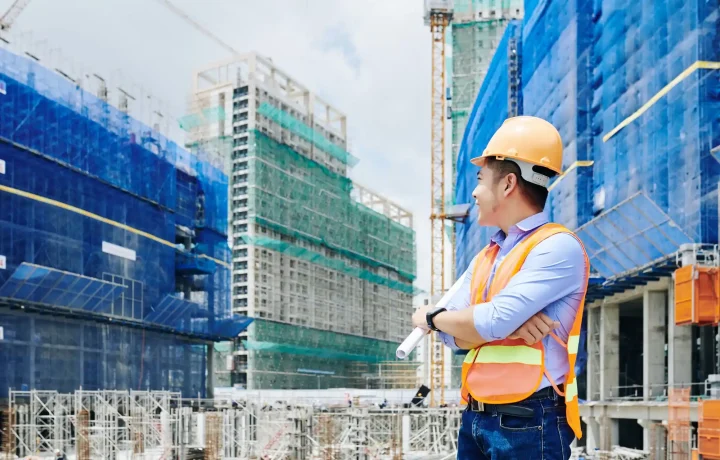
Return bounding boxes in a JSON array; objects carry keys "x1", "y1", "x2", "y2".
[{"x1": 466, "y1": 385, "x2": 564, "y2": 417}]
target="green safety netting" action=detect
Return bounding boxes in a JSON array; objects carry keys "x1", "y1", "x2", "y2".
[
  {"x1": 242, "y1": 235, "x2": 420, "y2": 295},
  {"x1": 251, "y1": 319, "x2": 400, "y2": 358},
  {"x1": 214, "y1": 341, "x2": 233, "y2": 353},
  {"x1": 453, "y1": 0, "x2": 519, "y2": 14},
  {"x1": 246, "y1": 130, "x2": 416, "y2": 281},
  {"x1": 245, "y1": 319, "x2": 407, "y2": 389},
  {"x1": 257, "y1": 102, "x2": 359, "y2": 167},
  {"x1": 178, "y1": 106, "x2": 227, "y2": 131},
  {"x1": 244, "y1": 341, "x2": 389, "y2": 363}
]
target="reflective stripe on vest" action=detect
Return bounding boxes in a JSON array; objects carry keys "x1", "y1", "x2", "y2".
[
  {"x1": 476, "y1": 345, "x2": 542, "y2": 365},
  {"x1": 460, "y1": 223, "x2": 589, "y2": 440},
  {"x1": 568, "y1": 335, "x2": 580, "y2": 355},
  {"x1": 566, "y1": 378, "x2": 578, "y2": 402}
]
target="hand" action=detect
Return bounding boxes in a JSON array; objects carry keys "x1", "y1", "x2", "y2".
[
  {"x1": 412, "y1": 305, "x2": 433, "y2": 332},
  {"x1": 508, "y1": 312, "x2": 560, "y2": 345}
]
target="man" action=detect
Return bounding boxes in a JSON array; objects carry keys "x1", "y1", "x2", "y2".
[{"x1": 412, "y1": 116, "x2": 589, "y2": 460}]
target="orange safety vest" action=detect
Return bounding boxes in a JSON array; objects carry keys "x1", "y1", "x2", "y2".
[{"x1": 460, "y1": 223, "x2": 589, "y2": 439}]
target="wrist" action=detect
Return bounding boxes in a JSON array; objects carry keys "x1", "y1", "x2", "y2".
[{"x1": 426, "y1": 307, "x2": 447, "y2": 332}]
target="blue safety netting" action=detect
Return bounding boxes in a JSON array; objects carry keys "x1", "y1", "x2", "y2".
[
  {"x1": 0, "y1": 263, "x2": 126, "y2": 315},
  {"x1": 0, "y1": 45, "x2": 245, "y2": 395},
  {"x1": 454, "y1": 20, "x2": 522, "y2": 275},
  {"x1": 454, "y1": 0, "x2": 720, "y2": 281},
  {"x1": 0, "y1": 309, "x2": 209, "y2": 398},
  {"x1": 576, "y1": 193, "x2": 694, "y2": 279},
  {"x1": 0, "y1": 46, "x2": 228, "y2": 237},
  {"x1": 522, "y1": 0, "x2": 594, "y2": 232},
  {"x1": 590, "y1": 0, "x2": 720, "y2": 251}
]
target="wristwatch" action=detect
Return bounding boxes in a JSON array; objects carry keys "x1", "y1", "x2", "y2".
[{"x1": 426, "y1": 307, "x2": 447, "y2": 332}]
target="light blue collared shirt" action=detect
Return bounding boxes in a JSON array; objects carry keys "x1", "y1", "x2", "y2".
[{"x1": 437, "y1": 212, "x2": 587, "y2": 390}]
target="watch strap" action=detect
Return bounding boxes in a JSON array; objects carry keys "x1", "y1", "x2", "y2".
[{"x1": 426, "y1": 307, "x2": 447, "y2": 332}]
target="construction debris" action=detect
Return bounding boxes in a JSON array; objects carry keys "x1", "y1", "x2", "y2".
[{"x1": 571, "y1": 446, "x2": 649, "y2": 460}]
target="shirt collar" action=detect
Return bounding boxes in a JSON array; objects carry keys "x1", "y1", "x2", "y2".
[
  {"x1": 514, "y1": 212, "x2": 549, "y2": 232},
  {"x1": 489, "y1": 212, "x2": 549, "y2": 246}
]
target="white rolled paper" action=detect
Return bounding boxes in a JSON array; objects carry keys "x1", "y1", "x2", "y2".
[{"x1": 396, "y1": 327, "x2": 428, "y2": 359}]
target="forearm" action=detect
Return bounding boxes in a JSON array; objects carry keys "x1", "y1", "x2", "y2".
[
  {"x1": 454, "y1": 337, "x2": 484, "y2": 349},
  {"x1": 433, "y1": 308, "x2": 488, "y2": 345}
]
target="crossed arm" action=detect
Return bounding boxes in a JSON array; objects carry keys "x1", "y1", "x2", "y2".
[
  {"x1": 412, "y1": 303, "x2": 559, "y2": 348},
  {"x1": 412, "y1": 234, "x2": 585, "y2": 349}
]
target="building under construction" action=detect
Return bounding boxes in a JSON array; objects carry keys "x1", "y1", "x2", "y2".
[
  {"x1": 455, "y1": 0, "x2": 720, "y2": 456},
  {"x1": 183, "y1": 53, "x2": 418, "y2": 390},
  {"x1": 0, "y1": 39, "x2": 250, "y2": 398},
  {"x1": 441, "y1": 0, "x2": 525, "y2": 390}
]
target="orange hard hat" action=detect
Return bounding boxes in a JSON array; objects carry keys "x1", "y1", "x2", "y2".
[{"x1": 470, "y1": 116, "x2": 563, "y2": 187}]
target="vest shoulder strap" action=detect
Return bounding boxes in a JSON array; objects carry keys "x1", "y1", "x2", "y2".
[
  {"x1": 507, "y1": 223, "x2": 571, "y2": 265},
  {"x1": 487, "y1": 223, "x2": 575, "y2": 299},
  {"x1": 470, "y1": 244, "x2": 500, "y2": 304}
]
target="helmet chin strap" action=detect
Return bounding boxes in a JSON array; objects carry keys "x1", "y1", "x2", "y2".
[{"x1": 502, "y1": 158, "x2": 552, "y2": 188}]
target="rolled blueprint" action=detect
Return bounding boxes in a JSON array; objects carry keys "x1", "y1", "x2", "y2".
[{"x1": 396, "y1": 327, "x2": 428, "y2": 359}]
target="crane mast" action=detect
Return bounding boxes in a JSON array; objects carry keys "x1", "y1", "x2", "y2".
[{"x1": 425, "y1": 1, "x2": 452, "y2": 407}]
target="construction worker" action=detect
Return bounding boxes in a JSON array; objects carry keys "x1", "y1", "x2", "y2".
[{"x1": 412, "y1": 116, "x2": 589, "y2": 460}]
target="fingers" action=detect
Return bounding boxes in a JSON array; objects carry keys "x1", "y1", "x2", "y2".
[
  {"x1": 535, "y1": 312, "x2": 561, "y2": 330},
  {"x1": 515, "y1": 328, "x2": 536, "y2": 345},
  {"x1": 511, "y1": 313, "x2": 560, "y2": 345},
  {"x1": 525, "y1": 322, "x2": 545, "y2": 344}
]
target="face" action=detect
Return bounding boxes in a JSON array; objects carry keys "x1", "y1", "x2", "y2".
[{"x1": 472, "y1": 166, "x2": 516, "y2": 226}]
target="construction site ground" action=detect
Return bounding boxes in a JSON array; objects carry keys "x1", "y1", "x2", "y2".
[{"x1": 0, "y1": 389, "x2": 656, "y2": 460}]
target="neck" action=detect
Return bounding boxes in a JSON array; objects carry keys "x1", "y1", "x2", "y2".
[{"x1": 497, "y1": 200, "x2": 541, "y2": 234}]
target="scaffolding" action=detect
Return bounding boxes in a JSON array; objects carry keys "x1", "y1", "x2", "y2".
[
  {"x1": 6, "y1": 390, "x2": 183, "y2": 459},
  {"x1": 186, "y1": 53, "x2": 417, "y2": 390},
  {"x1": 245, "y1": 130, "x2": 415, "y2": 281},
  {"x1": 453, "y1": 20, "x2": 524, "y2": 275},
  {"x1": 668, "y1": 388, "x2": 692, "y2": 459},
  {"x1": 449, "y1": 0, "x2": 523, "y2": 226},
  {"x1": 0, "y1": 40, "x2": 254, "y2": 398},
  {"x1": 2, "y1": 389, "x2": 462, "y2": 459},
  {"x1": 240, "y1": 319, "x2": 417, "y2": 390}
]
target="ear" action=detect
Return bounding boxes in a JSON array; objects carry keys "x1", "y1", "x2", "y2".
[{"x1": 502, "y1": 173, "x2": 519, "y2": 198}]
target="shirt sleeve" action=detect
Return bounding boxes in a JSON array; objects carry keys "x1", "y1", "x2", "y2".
[
  {"x1": 436, "y1": 255, "x2": 476, "y2": 351},
  {"x1": 472, "y1": 233, "x2": 587, "y2": 341}
]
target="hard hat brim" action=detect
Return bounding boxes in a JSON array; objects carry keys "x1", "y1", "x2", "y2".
[{"x1": 470, "y1": 156, "x2": 487, "y2": 167}]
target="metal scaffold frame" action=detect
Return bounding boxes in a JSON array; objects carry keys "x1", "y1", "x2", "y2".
[
  {"x1": 3, "y1": 389, "x2": 463, "y2": 459},
  {"x1": 7, "y1": 389, "x2": 183, "y2": 459}
]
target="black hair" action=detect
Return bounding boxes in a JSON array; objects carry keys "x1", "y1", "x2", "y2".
[{"x1": 484, "y1": 157, "x2": 555, "y2": 211}]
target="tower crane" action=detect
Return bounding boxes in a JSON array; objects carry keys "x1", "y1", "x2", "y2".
[
  {"x1": 0, "y1": 0, "x2": 32, "y2": 33},
  {"x1": 424, "y1": 0, "x2": 453, "y2": 407},
  {"x1": 151, "y1": 0, "x2": 241, "y2": 58}
]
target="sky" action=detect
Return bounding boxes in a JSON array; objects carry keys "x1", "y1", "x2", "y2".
[{"x1": 0, "y1": 0, "x2": 440, "y2": 297}]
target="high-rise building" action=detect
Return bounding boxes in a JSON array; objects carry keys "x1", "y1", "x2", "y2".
[
  {"x1": 454, "y1": 0, "x2": 720, "y2": 451},
  {"x1": 185, "y1": 53, "x2": 418, "y2": 389},
  {"x1": 0, "y1": 43, "x2": 249, "y2": 397},
  {"x1": 449, "y1": 0, "x2": 524, "y2": 174},
  {"x1": 446, "y1": 0, "x2": 524, "y2": 389}
]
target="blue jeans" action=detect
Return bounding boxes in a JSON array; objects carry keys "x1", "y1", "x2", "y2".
[{"x1": 457, "y1": 387, "x2": 575, "y2": 460}]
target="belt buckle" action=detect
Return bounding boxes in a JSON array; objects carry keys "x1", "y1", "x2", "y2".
[{"x1": 472, "y1": 400, "x2": 484, "y2": 412}]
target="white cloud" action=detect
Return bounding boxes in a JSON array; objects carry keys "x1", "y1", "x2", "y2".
[{"x1": 0, "y1": 0, "x2": 443, "y2": 294}]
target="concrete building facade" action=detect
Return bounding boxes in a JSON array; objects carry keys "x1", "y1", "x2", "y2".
[{"x1": 185, "y1": 53, "x2": 418, "y2": 390}]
